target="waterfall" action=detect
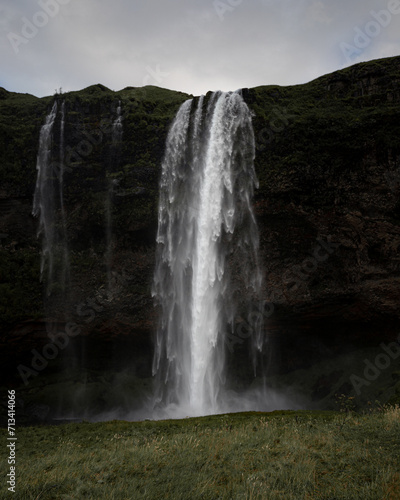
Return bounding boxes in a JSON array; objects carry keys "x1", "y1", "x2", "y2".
[
  {"x1": 32, "y1": 101, "x2": 58, "y2": 291},
  {"x1": 105, "y1": 101, "x2": 123, "y2": 291},
  {"x1": 152, "y1": 91, "x2": 263, "y2": 417},
  {"x1": 59, "y1": 101, "x2": 70, "y2": 291},
  {"x1": 112, "y1": 100, "x2": 123, "y2": 144},
  {"x1": 33, "y1": 100, "x2": 70, "y2": 297}
]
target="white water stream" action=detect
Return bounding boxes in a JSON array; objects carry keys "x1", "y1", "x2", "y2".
[{"x1": 152, "y1": 91, "x2": 263, "y2": 416}]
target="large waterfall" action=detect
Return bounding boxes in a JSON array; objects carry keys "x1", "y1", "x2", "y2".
[{"x1": 152, "y1": 91, "x2": 264, "y2": 417}]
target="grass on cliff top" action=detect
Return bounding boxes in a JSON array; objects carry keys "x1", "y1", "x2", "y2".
[{"x1": 1, "y1": 407, "x2": 399, "y2": 499}]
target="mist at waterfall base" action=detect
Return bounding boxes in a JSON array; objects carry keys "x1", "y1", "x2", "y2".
[{"x1": 32, "y1": 92, "x2": 302, "y2": 423}]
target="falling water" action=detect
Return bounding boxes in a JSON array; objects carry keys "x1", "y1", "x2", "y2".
[
  {"x1": 105, "y1": 101, "x2": 123, "y2": 291},
  {"x1": 112, "y1": 100, "x2": 123, "y2": 144},
  {"x1": 59, "y1": 101, "x2": 70, "y2": 291},
  {"x1": 32, "y1": 101, "x2": 58, "y2": 290},
  {"x1": 33, "y1": 100, "x2": 71, "y2": 298},
  {"x1": 152, "y1": 91, "x2": 263, "y2": 417}
]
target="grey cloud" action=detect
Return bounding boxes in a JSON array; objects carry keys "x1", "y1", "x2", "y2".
[{"x1": 1, "y1": 0, "x2": 399, "y2": 97}]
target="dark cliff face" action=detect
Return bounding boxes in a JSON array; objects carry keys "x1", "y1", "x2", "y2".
[
  {"x1": 245, "y1": 57, "x2": 400, "y2": 367},
  {"x1": 1, "y1": 57, "x2": 400, "y2": 413}
]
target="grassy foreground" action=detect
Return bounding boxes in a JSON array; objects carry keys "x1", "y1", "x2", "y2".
[{"x1": 1, "y1": 408, "x2": 399, "y2": 499}]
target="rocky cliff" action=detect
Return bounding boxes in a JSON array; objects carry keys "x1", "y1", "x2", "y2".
[
  {"x1": 1, "y1": 56, "x2": 400, "y2": 417},
  {"x1": 247, "y1": 56, "x2": 400, "y2": 367}
]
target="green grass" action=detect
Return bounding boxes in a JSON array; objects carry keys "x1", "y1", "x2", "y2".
[{"x1": 1, "y1": 407, "x2": 399, "y2": 499}]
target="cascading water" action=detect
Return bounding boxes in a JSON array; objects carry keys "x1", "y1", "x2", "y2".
[
  {"x1": 152, "y1": 91, "x2": 264, "y2": 417},
  {"x1": 105, "y1": 101, "x2": 123, "y2": 291},
  {"x1": 112, "y1": 100, "x2": 123, "y2": 144},
  {"x1": 59, "y1": 101, "x2": 70, "y2": 291},
  {"x1": 33, "y1": 100, "x2": 70, "y2": 297},
  {"x1": 33, "y1": 101, "x2": 59, "y2": 292}
]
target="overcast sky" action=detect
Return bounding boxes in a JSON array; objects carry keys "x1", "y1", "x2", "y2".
[{"x1": 1, "y1": 0, "x2": 399, "y2": 97}]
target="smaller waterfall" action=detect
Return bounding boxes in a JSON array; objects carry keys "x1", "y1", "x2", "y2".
[
  {"x1": 59, "y1": 101, "x2": 70, "y2": 292},
  {"x1": 33, "y1": 101, "x2": 58, "y2": 291},
  {"x1": 105, "y1": 182, "x2": 114, "y2": 292},
  {"x1": 112, "y1": 101, "x2": 123, "y2": 144},
  {"x1": 33, "y1": 100, "x2": 71, "y2": 299},
  {"x1": 105, "y1": 101, "x2": 123, "y2": 291}
]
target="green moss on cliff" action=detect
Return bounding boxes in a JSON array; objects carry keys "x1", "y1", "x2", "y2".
[{"x1": 247, "y1": 55, "x2": 400, "y2": 204}]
